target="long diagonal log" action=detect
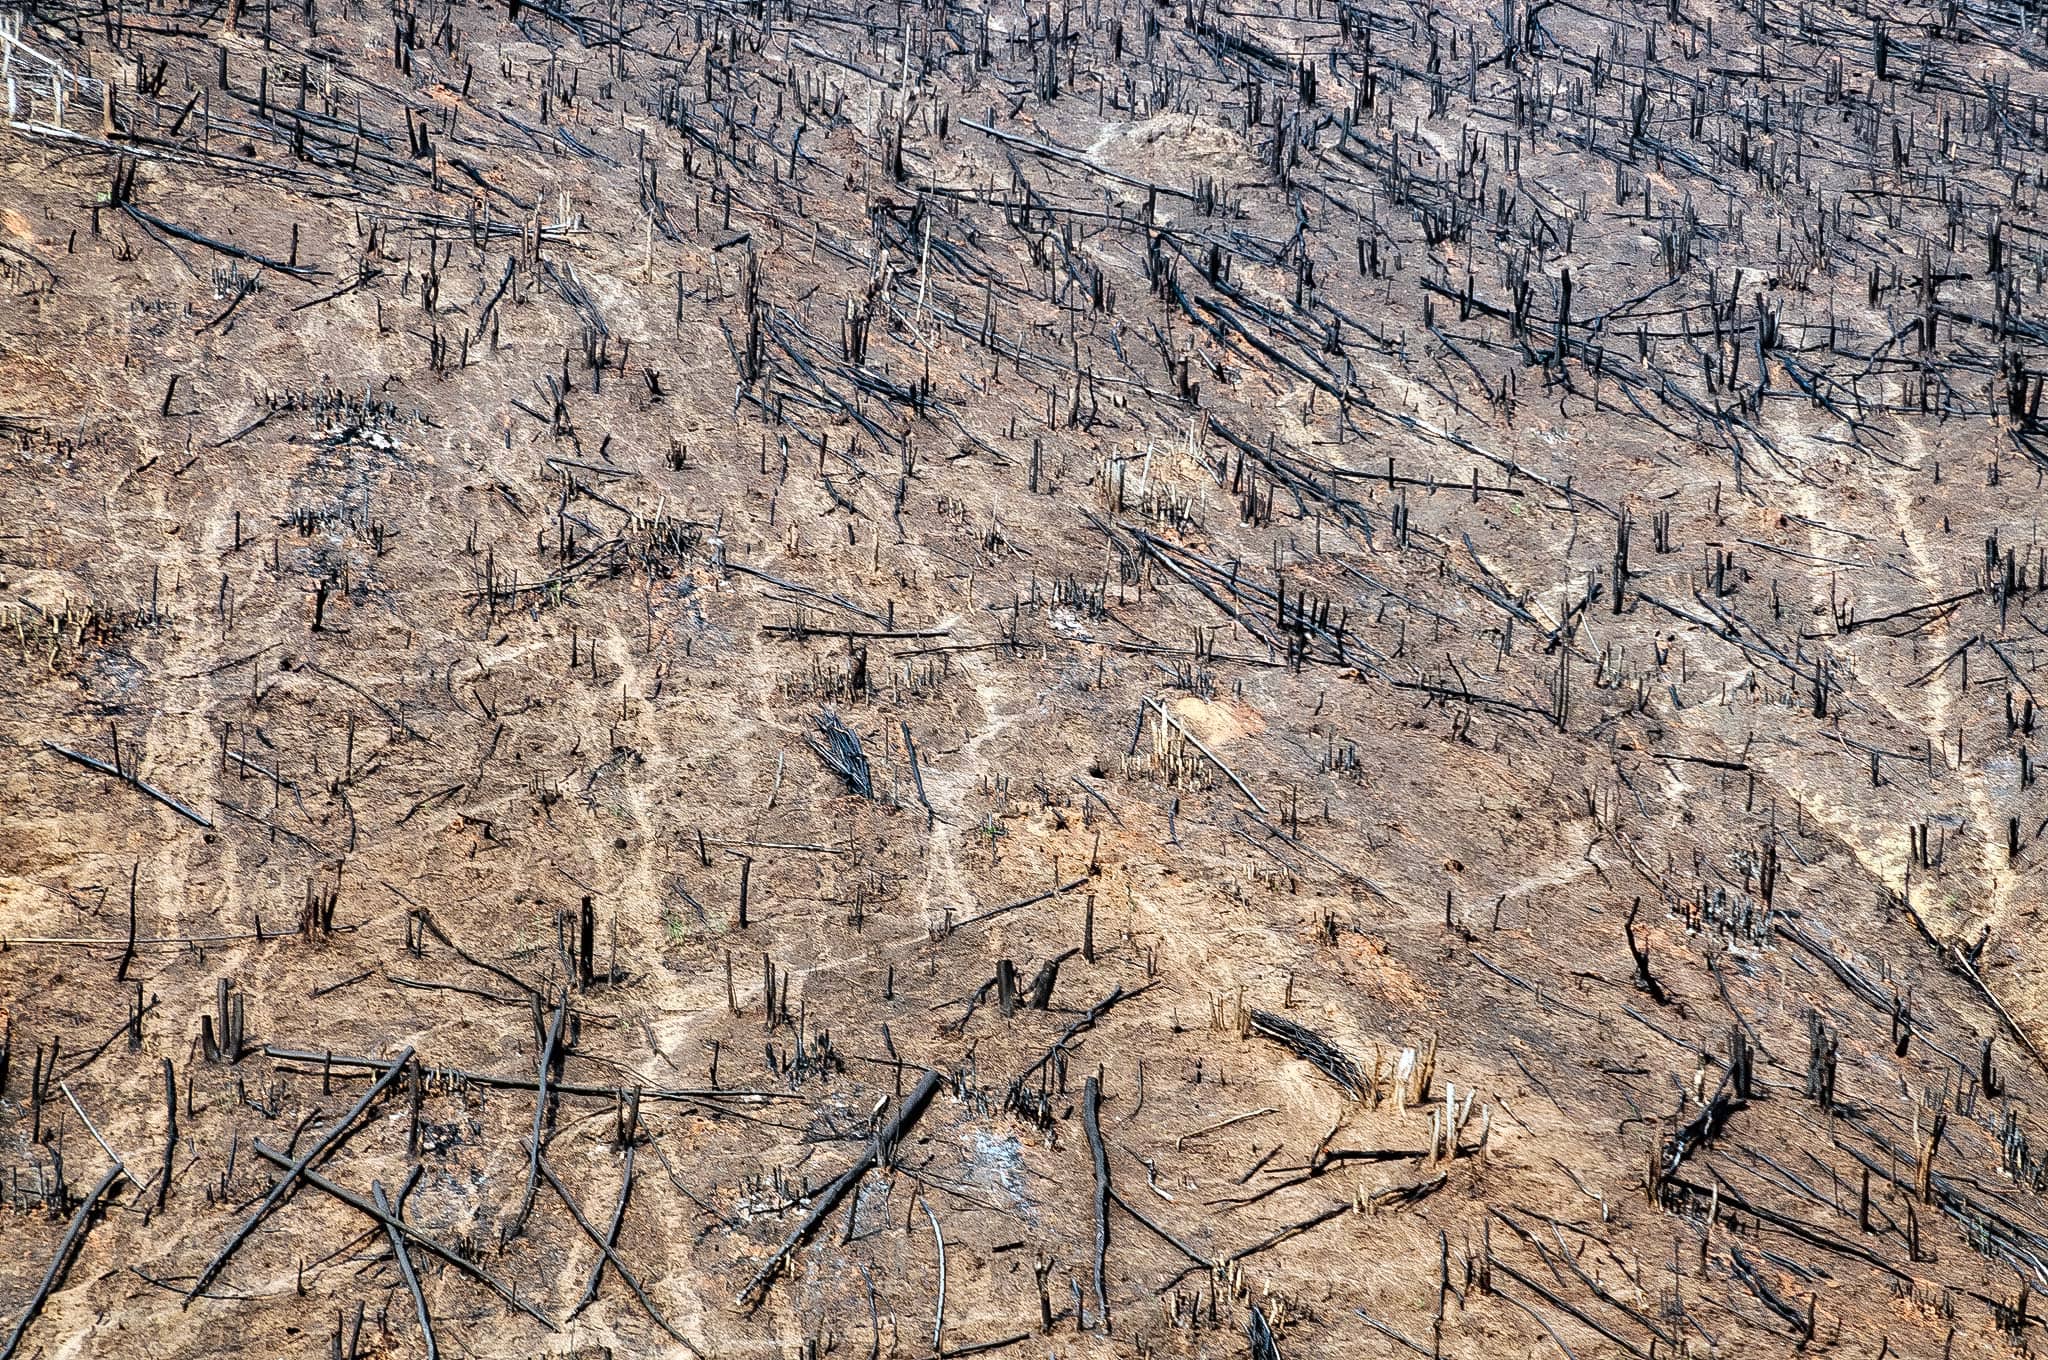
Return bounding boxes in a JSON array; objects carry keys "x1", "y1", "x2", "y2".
[
  {"x1": 572, "y1": 1145, "x2": 637, "y2": 1319},
  {"x1": 1006, "y1": 982, "x2": 1156, "y2": 1106},
  {"x1": 900, "y1": 721, "x2": 938, "y2": 829},
  {"x1": 1196, "y1": 1201, "x2": 1356, "y2": 1281},
  {"x1": 513, "y1": 994, "x2": 568, "y2": 1236},
  {"x1": 184, "y1": 1046, "x2": 414, "y2": 1304},
  {"x1": 39, "y1": 741, "x2": 212, "y2": 828},
  {"x1": 952, "y1": 877, "x2": 1090, "y2": 932},
  {"x1": 739, "y1": 1068, "x2": 945, "y2": 1313},
  {"x1": 535, "y1": 1153, "x2": 696, "y2": 1352},
  {"x1": 1083, "y1": 1076, "x2": 1112, "y2": 1332},
  {"x1": 248, "y1": 1140, "x2": 555, "y2": 1329},
  {"x1": 1354, "y1": 1308, "x2": 1434, "y2": 1359},
  {"x1": 0, "y1": 1163, "x2": 123, "y2": 1360},
  {"x1": 261, "y1": 1046, "x2": 796, "y2": 1103},
  {"x1": 408, "y1": 907, "x2": 543, "y2": 999},
  {"x1": 1138, "y1": 697, "x2": 1271, "y2": 814},
  {"x1": 372, "y1": 1180, "x2": 438, "y2": 1360},
  {"x1": 121, "y1": 203, "x2": 320, "y2": 277},
  {"x1": 1108, "y1": 1188, "x2": 1210, "y2": 1268},
  {"x1": 921, "y1": 1197, "x2": 947, "y2": 1353}
]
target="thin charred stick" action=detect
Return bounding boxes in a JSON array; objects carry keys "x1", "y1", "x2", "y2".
[
  {"x1": 117, "y1": 863, "x2": 137, "y2": 982},
  {"x1": 577, "y1": 897, "x2": 595, "y2": 990}
]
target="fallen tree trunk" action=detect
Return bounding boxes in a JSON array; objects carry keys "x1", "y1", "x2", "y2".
[{"x1": 738, "y1": 1068, "x2": 944, "y2": 1312}]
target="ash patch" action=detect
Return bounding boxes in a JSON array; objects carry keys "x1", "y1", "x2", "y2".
[{"x1": 963, "y1": 1129, "x2": 1038, "y2": 1223}]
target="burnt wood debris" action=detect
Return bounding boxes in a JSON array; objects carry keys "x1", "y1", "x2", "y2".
[{"x1": 4, "y1": 0, "x2": 2048, "y2": 1352}]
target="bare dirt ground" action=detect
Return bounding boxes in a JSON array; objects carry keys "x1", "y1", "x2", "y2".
[{"x1": 4, "y1": 0, "x2": 2048, "y2": 1354}]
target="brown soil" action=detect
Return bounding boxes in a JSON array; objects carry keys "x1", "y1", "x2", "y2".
[{"x1": 4, "y1": 0, "x2": 2048, "y2": 1356}]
